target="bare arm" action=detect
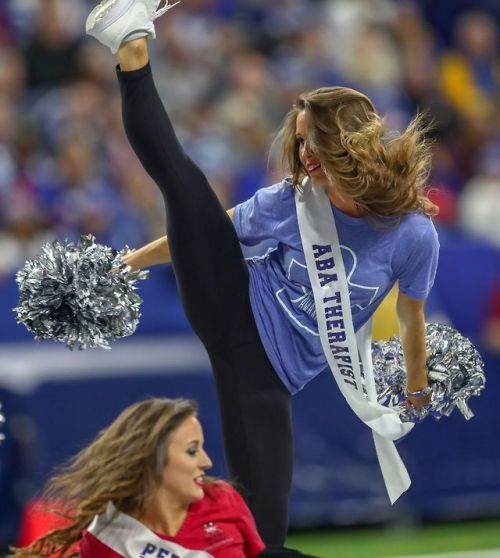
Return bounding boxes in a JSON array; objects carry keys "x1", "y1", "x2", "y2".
[
  {"x1": 396, "y1": 291, "x2": 430, "y2": 410},
  {"x1": 122, "y1": 235, "x2": 171, "y2": 270},
  {"x1": 123, "y1": 208, "x2": 235, "y2": 271}
]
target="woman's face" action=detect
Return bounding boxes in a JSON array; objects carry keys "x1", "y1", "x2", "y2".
[
  {"x1": 160, "y1": 415, "x2": 213, "y2": 507},
  {"x1": 295, "y1": 110, "x2": 328, "y2": 187}
]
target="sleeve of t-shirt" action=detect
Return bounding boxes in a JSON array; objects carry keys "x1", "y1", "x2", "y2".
[
  {"x1": 398, "y1": 221, "x2": 440, "y2": 300},
  {"x1": 80, "y1": 531, "x2": 122, "y2": 558},
  {"x1": 233, "y1": 182, "x2": 290, "y2": 247},
  {"x1": 226, "y1": 486, "x2": 266, "y2": 557}
]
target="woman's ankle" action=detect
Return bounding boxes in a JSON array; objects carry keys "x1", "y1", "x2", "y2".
[{"x1": 118, "y1": 38, "x2": 149, "y2": 71}]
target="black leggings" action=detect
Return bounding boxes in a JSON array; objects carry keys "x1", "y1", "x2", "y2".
[{"x1": 118, "y1": 63, "x2": 293, "y2": 545}]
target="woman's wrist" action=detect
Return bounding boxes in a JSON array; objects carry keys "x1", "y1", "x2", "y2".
[
  {"x1": 407, "y1": 385, "x2": 432, "y2": 398},
  {"x1": 122, "y1": 250, "x2": 142, "y2": 270},
  {"x1": 406, "y1": 365, "x2": 428, "y2": 391}
]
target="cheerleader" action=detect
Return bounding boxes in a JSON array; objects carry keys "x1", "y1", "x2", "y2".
[
  {"x1": 10, "y1": 398, "x2": 266, "y2": 557},
  {"x1": 83, "y1": 0, "x2": 439, "y2": 547}
]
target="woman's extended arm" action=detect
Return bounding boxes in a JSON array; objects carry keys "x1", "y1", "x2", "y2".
[
  {"x1": 122, "y1": 235, "x2": 171, "y2": 270},
  {"x1": 396, "y1": 291, "x2": 431, "y2": 410},
  {"x1": 123, "y1": 208, "x2": 235, "y2": 271}
]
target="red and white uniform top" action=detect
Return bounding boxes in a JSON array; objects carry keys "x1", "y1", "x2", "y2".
[{"x1": 80, "y1": 482, "x2": 265, "y2": 558}]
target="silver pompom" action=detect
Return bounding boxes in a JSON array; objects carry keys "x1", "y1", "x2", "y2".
[
  {"x1": 373, "y1": 323, "x2": 485, "y2": 423},
  {"x1": 14, "y1": 235, "x2": 149, "y2": 350}
]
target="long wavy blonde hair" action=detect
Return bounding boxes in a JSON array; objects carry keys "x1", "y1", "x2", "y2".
[
  {"x1": 275, "y1": 87, "x2": 438, "y2": 217},
  {"x1": 10, "y1": 398, "x2": 201, "y2": 557}
]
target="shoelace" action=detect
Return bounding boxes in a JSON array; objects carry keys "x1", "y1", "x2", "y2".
[{"x1": 154, "y1": 0, "x2": 180, "y2": 19}]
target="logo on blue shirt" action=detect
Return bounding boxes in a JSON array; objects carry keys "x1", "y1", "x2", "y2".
[{"x1": 275, "y1": 246, "x2": 379, "y2": 336}]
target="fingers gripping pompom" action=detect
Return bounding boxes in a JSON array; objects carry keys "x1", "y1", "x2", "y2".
[
  {"x1": 14, "y1": 235, "x2": 149, "y2": 350},
  {"x1": 373, "y1": 324, "x2": 485, "y2": 424}
]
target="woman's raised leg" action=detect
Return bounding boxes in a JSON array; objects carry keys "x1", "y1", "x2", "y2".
[
  {"x1": 117, "y1": 40, "x2": 253, "y2": 349},
  {"x1": 116, "y1": 41, "x2": 293, "y2": 544}
]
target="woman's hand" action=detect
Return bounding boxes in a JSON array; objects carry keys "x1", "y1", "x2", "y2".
[
  {"x1": 406, "y1": 389, "x2": 432, "y2": 410},
  {"x1": 111, "y1": 249, "x2": 136, "y2": 273},
  {"x1": 121, "y1": 249, "x2": 138, "y2": 269}
]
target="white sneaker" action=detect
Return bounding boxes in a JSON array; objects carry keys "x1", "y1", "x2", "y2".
[{"x1": 85, "y1": 0, "x2": 180, "y2": 54}]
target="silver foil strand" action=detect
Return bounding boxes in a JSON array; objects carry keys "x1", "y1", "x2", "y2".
[
  {"x1": 0, "y1": 403, "x2": 4, "y2": 443},
  {"x1": 373, "y1": 323, "x2": 485, "y2": 423},
  {"x1": 14, "y1": 235, "x2": 148, "y2": 350}
]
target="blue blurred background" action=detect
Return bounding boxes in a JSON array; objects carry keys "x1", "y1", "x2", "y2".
[{"x1": 0, "y1": 0, "x2": 499, "y2": 551}]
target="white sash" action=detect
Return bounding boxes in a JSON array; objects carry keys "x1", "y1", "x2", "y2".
[
  {"x1": 295, "y1": 179, "x2": 413, "y2": 503},
  {"x1": 87, "y1": 502, "x2": 213, "y2": 558}
]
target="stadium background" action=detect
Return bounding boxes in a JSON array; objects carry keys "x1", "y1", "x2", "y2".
[{"x1": 0, "y1": 0, "x2": 499, "y2": 555}]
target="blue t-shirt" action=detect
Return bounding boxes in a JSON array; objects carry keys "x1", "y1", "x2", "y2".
[{"x1": 233, "y1": 180, "x2": 440, "y2": 394}]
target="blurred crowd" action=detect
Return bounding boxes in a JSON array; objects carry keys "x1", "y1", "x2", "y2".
[{"x1": 0, "y1": 0, "x2": 499, "y2": 341}]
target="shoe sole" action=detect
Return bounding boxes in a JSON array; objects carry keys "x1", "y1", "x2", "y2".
[{"x1": 86, "y1": 0, "x2": 137, "y2": 34}]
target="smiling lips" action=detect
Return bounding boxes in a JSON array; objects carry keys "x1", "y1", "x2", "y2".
[
  {"x1": 194, "y1": 476, "x2": 204, "y2": 486},
  {"x1": 307, "y1": 162, "x2": 321, "y2": 173}
]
